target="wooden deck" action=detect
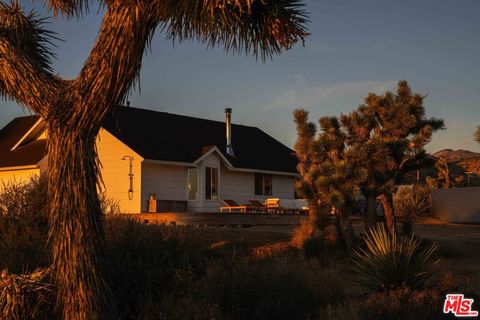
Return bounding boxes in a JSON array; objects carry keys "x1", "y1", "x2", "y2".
[{"x1": 125, "y1": 212, "x2": 307, "y2": 227}]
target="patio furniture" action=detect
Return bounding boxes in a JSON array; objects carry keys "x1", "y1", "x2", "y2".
[
  {"x1": 248, "y1": 200, "x2": 268, "y2": 213},
  {"x1": 264, "y1": 198, "x2": 284, "y2": 214},
  {"x1": 219, "y1": 200, "x2": 255, "y2": 213}
]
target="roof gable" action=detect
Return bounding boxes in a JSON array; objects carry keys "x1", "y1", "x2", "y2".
[{"x1": 0, "y1": 115, "x2": 47, "y2": 168}]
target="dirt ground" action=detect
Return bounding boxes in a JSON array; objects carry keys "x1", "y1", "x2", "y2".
[
  {"x1": 412, "y1": 223, "x2": 480, "y2": 294},
  {"x1": 194, "y1": 220, "x2": 480, "y2": 294}
]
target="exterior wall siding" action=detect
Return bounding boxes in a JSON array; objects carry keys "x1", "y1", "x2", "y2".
[
  {"x1": 220, "y1": 164, "x2": 296, "y2": 210},
  {"x1": 0, "y1": 126, "x2": 298, "y2": 214},
  {"x1": 96, "y1": 129, "x2": 143, "y2": 213},
  {"x1": 273, "y1": 175, "x2": 295, "y2": 199},
  {"x1": 191, "y1": 153, "x2": 221, "y2": 212},
  {"x1": 141, "y1": 162, "x2": 188, "y2": 212},
  {"x1": 431, "y1": 187, "x2": 480, "y2": 223},
  {"x1": 0, "y1": 168, "x2": 41, "y2": 190}
]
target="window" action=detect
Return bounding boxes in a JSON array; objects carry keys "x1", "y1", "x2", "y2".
[
  {"x1": 255, "y1": 173, "x2": 273, "y2": 196},
  {"x1": 187, "y1": 167, "x2": 198, "y2": 200},
  {"x1": 205, "y1": 167, "x2": 218, "y2": 200}
]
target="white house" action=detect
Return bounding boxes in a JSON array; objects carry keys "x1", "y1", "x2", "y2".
[{"x1": 0, "y1": 106, "x2": 299, "y2": 213}]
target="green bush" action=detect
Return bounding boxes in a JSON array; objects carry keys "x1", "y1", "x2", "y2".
[{"x1": 353, "y1": 224, "x2": 440, "y2": 292}]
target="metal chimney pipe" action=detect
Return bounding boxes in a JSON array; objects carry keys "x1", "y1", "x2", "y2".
[{"x1": 225, "y1": 108, "x2": 235, "y2": 157}]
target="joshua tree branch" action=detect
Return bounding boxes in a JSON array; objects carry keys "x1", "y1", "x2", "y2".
[
  {"x1": 54, "y1": 1, "x2": 156, "y2": 131},
  {"x1": 152, "y1": 0, "x2": 308, "y2": 61},
  {"x1": 0, "y1": 40, "x2": 66, "y2": 117},
  {"x1": 0, "y1": 1, "x2": 66, "y2": 117}
]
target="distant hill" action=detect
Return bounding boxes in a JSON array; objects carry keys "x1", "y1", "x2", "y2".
[
  {"x1": 433, "y1": 149, "x2": 480, "y2": 162},
  {"x1": 403, "y1": 149, "x2": 480, "y2": 186},
  {"x1": 432, "y1": 149, "x2": 480, "y2": 182}
]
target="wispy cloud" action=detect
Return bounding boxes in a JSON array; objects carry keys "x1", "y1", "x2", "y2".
[{"x1": 261, "y1": 80, "x2": 396, "y2": 112}]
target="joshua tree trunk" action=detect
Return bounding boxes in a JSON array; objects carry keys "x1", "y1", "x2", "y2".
[
  {"x1": 308, "y1": 203, "x2": 325, "y2": 229},
  {"x1": 380, "y1": 193, "x2": 396, "y2": 234},
  {"x1": 336, "y1": 207, "x2": 355, "y2": 251},
  {"x1": 48, "y1": 125, "x2": 114, "y2": 319},
  {"x1": 363, "y1": 192, "x2": 378, "y2": 231},
  {"x1": 444, "y1": 162, "x2": 451, "y2": 189},
  {"x1": 44, "y1": 6, "x2": 153, "y2": 318}
]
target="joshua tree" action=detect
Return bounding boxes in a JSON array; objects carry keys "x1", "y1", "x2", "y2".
[
  {"x1": 358, "y1": 81, "x2": 445, "y2": 233},
  {"x1": 0, "y1": 1, "x2": 308, "y2": 319},
  {"x1": 426, "y1": 157, "x2": 465, "y2": 189},
  {"x1": 293, "y1": 110, "x2": 367, "y2": 250},
  {"x1": 293, "y1": 110, "x2": 325, "y2": 230},
  {"x1": 475, "y1": 127, "x2": 480, "y2": 145},
  {"x1": 340, "y1": 109, "x2": 392, "y2": 230},
  {"x1": 296, "y1": 81, "x2": 443, "y2": 236},
  {"x1": 435, "y1": 157, "x2": 451, "y2": 189}
]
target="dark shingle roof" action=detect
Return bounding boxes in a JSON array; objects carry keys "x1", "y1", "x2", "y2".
[
  {"x1": 0, "y1": 115, "x2": 46, "y2": 168},
  {"x1": 103, "y1": 107, "x2": 297, "y2": 173},
  {"x1": 0, "y1": 107, "x2": 298, "y2": 174}
]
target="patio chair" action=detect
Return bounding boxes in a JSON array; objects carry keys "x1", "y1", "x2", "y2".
[
  {"x1": 248, "y1": 200, "x2": 268, "y2": 213},
  {"x1": 219, "y1": 200, "x2": 255, "y2": 213},
  {"x1": 264, "y1": 198, "x2": 283, "y2": 214}
]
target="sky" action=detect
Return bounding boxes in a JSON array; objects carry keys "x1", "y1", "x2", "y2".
[{"x1": 1, "y1": 0, "x2": 479, "y2": 153}]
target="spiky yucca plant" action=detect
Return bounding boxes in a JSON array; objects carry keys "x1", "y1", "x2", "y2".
[
  {"x1": 353, "y1": 224, "x2": 440, "y2": 292},
  {"x1": 394, "y1": 185, "x2": 431, "y2": 218}
]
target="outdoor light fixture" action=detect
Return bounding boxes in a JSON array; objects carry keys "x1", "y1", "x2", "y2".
[{"x1": 122, "y1": 156, "x2": 134, "y2": 200}]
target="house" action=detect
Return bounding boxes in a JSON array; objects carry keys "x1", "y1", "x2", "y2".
[{"x1": 0, "y1": 106, "x2": 299, "y2": 213}]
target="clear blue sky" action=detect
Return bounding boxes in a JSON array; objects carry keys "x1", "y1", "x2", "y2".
[{"x1": 1, "y1": 0, "x2": 479, "y2": 152}]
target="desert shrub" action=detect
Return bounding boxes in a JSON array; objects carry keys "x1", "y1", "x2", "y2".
[
  {"x1": 292, "y1": 217, "x2": 316, "y2": 249},
  {"x1": 0, "y1": 194, "x2": 348, "y2": 320},
  {"x1": 292, "y1": 218, "x2": 341, "y2": 259},
  {"x1": 0, "y1": 214, "x2": 50, "y2": 273},
  {"x1": 195, "y1": 258, "x2": 346, "y2": 320},
  {"x1": 353, "y1": 224, "x2": 440, "y2": 292},
  {"x1": 357, "y1": 287, "x2": 443, "y2": 320},
  {"x1": 317, "y1": 303, "x2": 359, "y2": 320},
  {"x1": 105, "y1": 217, "x2": 210, "y2": 319},
  {"x1": 106, "y1": 219, "x2": 348, "y2": 320},
  {"x1": 0, "y1": 176, "x2": 120, "y2": 273},
  {"x1": 99, "y1": 192, "x2": 121, "y2": 215},
  {"x1": 0, "y1": 177, "x2": 50, "y2": 273},
  {"x1": 0, "y1": 175, "x2": 48, "y2": 217},
  {"x1": 394, "y1": 185, "x2": 431, "y2": 218}
]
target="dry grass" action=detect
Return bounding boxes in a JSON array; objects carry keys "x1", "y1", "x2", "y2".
[
  {"x1": 357, "y1": 287, "x2": 442, "y2": 320},
  {"x1": 0, "y1": 267, "x2": 53, "y2": 320},
  {"x1": 250, "y1": 241, "x2": 293, "y2": 260}
]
